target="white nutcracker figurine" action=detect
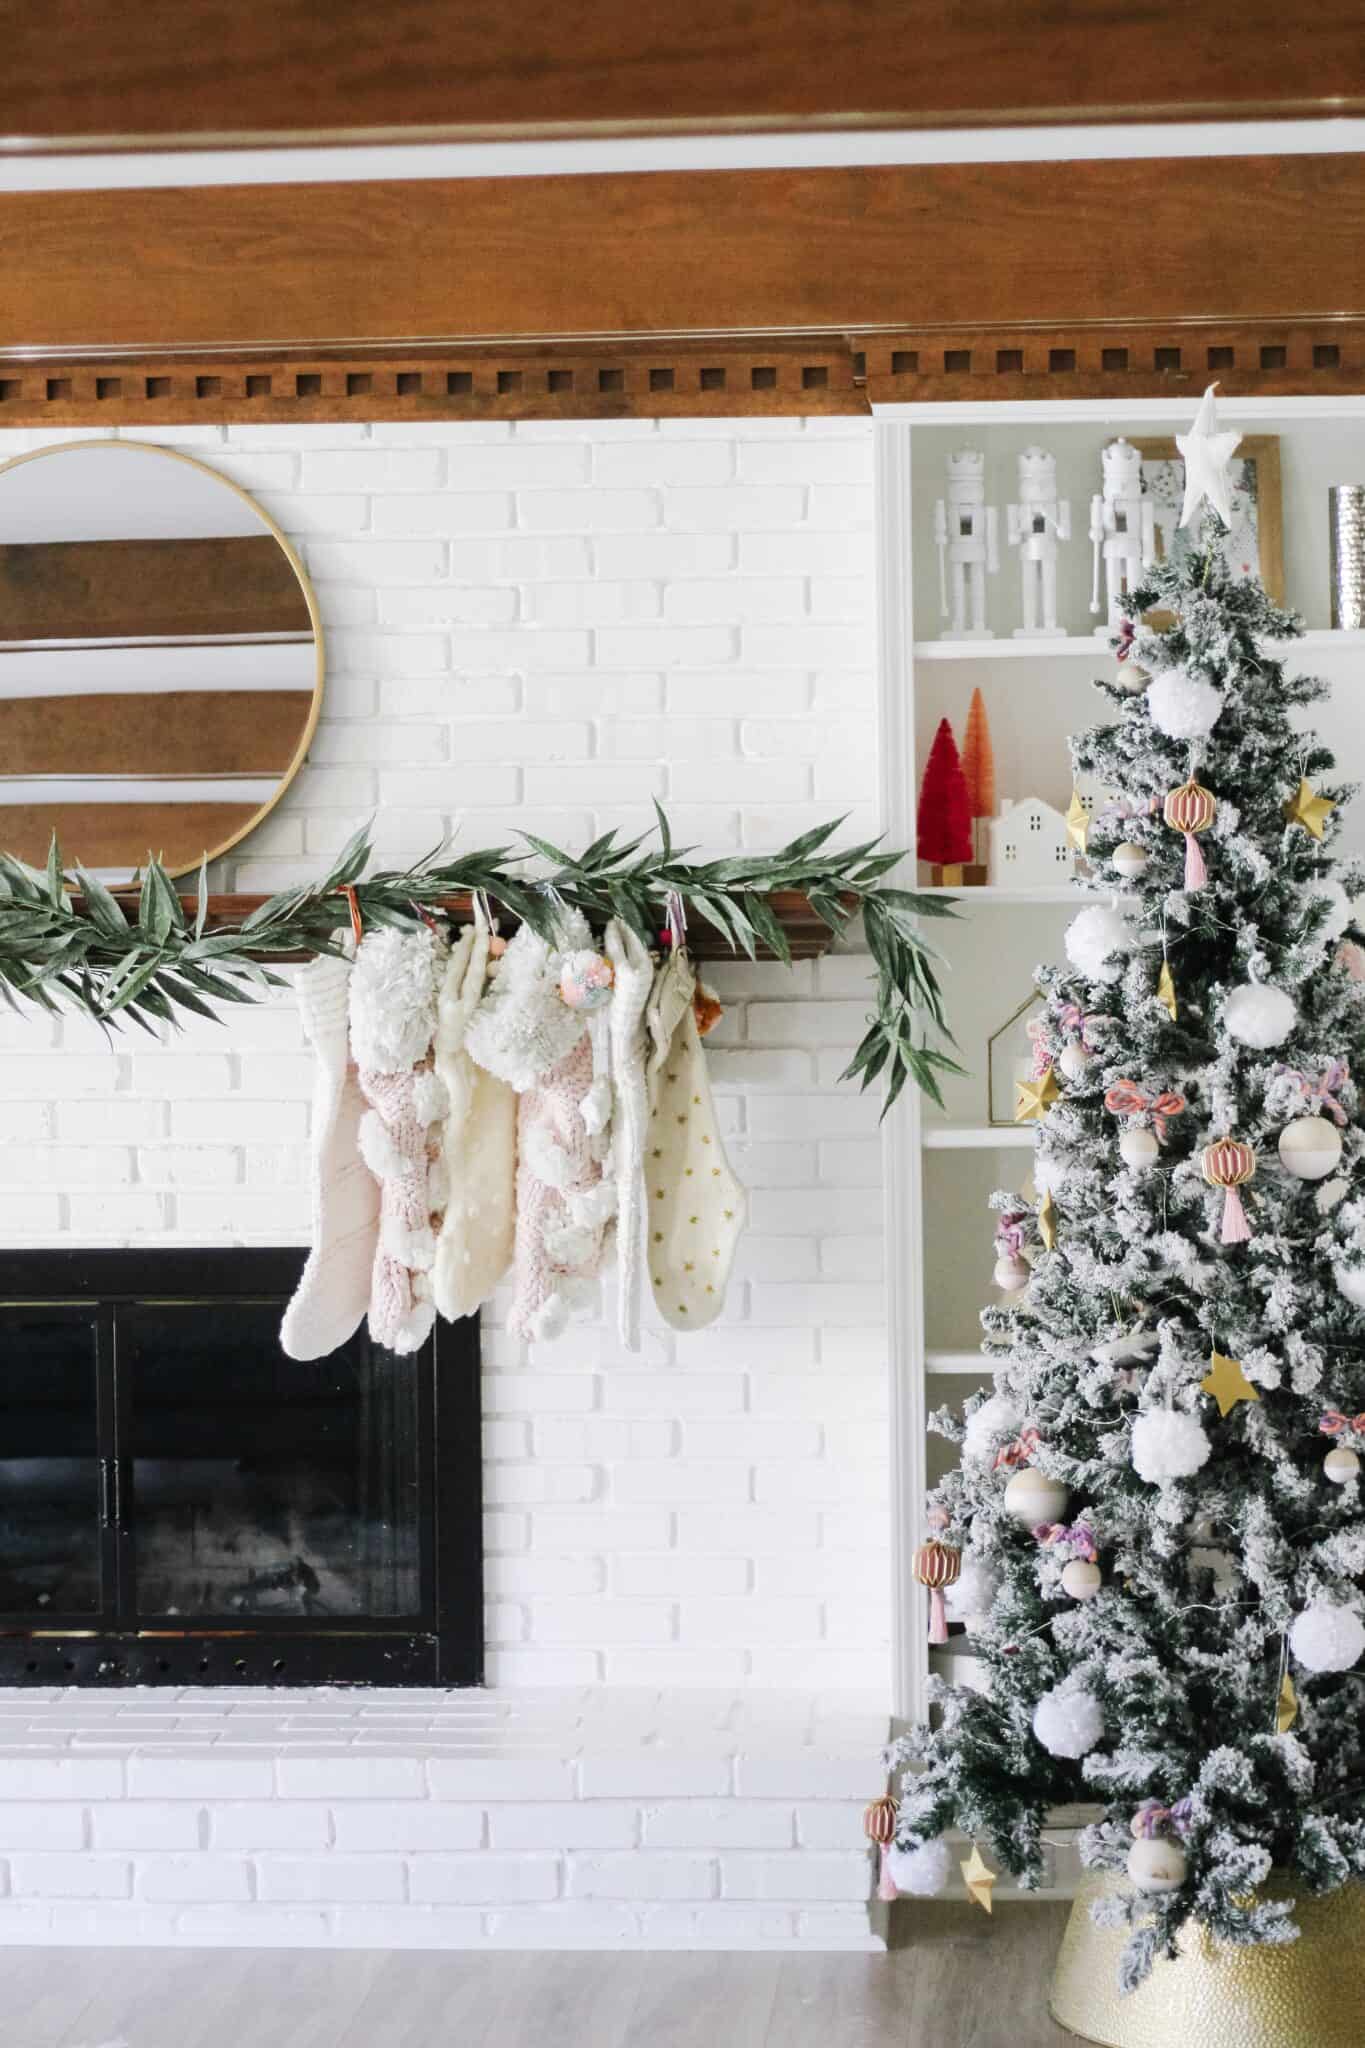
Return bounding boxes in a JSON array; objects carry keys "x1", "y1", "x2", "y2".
[
  {"x1": 1089, "y1": 437, "x2": 1157, "y2": 634},
  {"x1": 1006, "y1": 446, "x2": 1071, "y2": 637},
  {"x1": 934, "y1": 449, "x2": 999, "y2": 639}
]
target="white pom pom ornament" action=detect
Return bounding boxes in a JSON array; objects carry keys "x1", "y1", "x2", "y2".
[
  {"x1": 558, "y1": 949, "x2": 615, "y2": 1012},
  {"x1": 1224, "y1": 982, "x2": 1296, "y2": 1049},
  {"x1": 1032, "y1": 1685, "x2": 1104, "y2": 1759},
  {"x1": 1126, "y1": 1836, "x2": 1188, "y2": 1893},
  {"x1": 1131, "y1": 1409, "x2": 1211, "y2": 1484},
  {"x1": 886, "y1": 1835, "x2": 954, "y2": 1898},
  {"x1": 1277, "y1": 1115, "x2": 1343, "y2": 1182},
  {"x1": 1146, "y1": 668, "x2": 1224, "y2": 740},
  {"x1": 1336, "y1": 1264, "x2": 1365, "y2": 1310},
  {"x1": 963, "y1": 1393, "x2": 1023, "y2": 1460},
  {"x1": 1289, "y1": 1600, "x2": 1365, "y2": 1674},
  {"x1": 1309, "y1": 878, "x2": 1352, "y2": 944},
  {"x1": 1065, "y1": 906, "x2": 1135, "y2": 985},
  {"x1": 944, "y1": 1558, "x2": 1000, "y2": 1628}
]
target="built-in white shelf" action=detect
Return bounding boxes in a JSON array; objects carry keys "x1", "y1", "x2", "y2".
[
  {"x1": 922, "y1": 1124, "x2": 1035, "y2": 1151},
  {"x1": 916, "y1": 883, "x2": 1123, "y2": 904},
  {"x1": 913, "y1": 627, "x2": 1365, "y2": 662},
  {"x1": 925, "y1": 1351, "x2": 993, "y2": 1375}
]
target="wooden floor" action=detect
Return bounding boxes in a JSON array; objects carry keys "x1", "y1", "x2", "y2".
[{"x1": 1, "y1": 1904, "x2": 1077, "y2": 2047}]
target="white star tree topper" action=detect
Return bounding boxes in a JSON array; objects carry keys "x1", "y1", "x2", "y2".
[{"x1": 1175, "y1": 382, "x2": 1242, "y2": 530}]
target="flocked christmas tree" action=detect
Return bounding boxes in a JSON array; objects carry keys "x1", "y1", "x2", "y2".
[{"x1": 885, "y1": 390, "x2": 1365, "y2": 1989}]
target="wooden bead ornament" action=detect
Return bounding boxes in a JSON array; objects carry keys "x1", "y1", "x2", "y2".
[
  {"x1": 1202, "y1": 1138, "x2": 1257, "y2": 1245},
  {"x1": 913, "y1": 1538, "x2": 962, "y2": 1645},
  {"x1": 994, "y1": 1252, "x2": 1031, "y2": 1292},
  {"x1": 1126, "y1": 1835, "x2": 1189, "y2": 1893},
  {"x1": 1325, "y1": 1445, "x2": 1361, "y2": 1484},
  {"x1": 1320, "y1": 1410, "x2": 1365, "y2": 1484},
  {"x1": 1163, "y1": 777, "x2": 1217, "y2": 891},
  {"x1": 1119, "y1": 1127, "x2": 1159, "y2": 1169},
  {"x1": 1061, "y1": 1559, "x2": 1102, "y2": 1600}
]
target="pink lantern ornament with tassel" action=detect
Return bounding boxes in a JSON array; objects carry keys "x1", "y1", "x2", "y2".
[
  {"x1": 1202, "y1": 1137, "x2": 1257, "y2": 1245},
  {"x1": 863, "y1": 1794, "x2": 900, "y2": 1902},
  {"x1": 1163, "y1": 777, "x2": 1217, "y2": 892},
  {"x1": 913, "y1": 1537, "x2": 962, "y2": 1649}
]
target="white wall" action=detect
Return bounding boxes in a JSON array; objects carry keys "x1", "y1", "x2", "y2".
[{"x1": 0, "y1": 416, "x2": 892, "y2": 1696}]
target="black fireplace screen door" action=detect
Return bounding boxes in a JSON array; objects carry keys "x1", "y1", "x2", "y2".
[{"x1": 0, "y1": 1250, "x2": 481, "y2": 1687}]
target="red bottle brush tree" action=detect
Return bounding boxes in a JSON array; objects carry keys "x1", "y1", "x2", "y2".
[{"x1": 917, "y1": 717, "x2": 977, "y2": 881}]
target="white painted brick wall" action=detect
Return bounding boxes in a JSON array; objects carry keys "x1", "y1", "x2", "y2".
[{"x1": 0, "y1": 417, "x2": 889, "y2": 1697}]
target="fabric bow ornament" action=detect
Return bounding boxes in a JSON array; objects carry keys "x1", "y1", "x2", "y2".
[
  {"x1": 995, "y1": 1211, "x2": 1030, "y2": 1258},
  {"x1": 1320, "y1": 1410, "x2": 1365, "y2": 1439},
  {"x1": 1105, "y1": 1078, "x2": 1187, "y2": 1142},
  {"x1": 1034, "y1": 1519, "x2": 1098, "y2": 1561},
  {"x1": 1058, "y1": 1003, "x2": 1110, "y2": 1051},
  {"x1": 993, "y1": 1425, "x2": 1042, "y2": 1471},
  {"x1": 1273, "y1": 1057, "x2": 1350, "y2": 1128},
  {"x1": 1024, "y1": 1016, "x2": 1055, "y2": 1079},
  {"x1": 1132, "y1": 1796, "x2": 1193, "y2": 1841}
]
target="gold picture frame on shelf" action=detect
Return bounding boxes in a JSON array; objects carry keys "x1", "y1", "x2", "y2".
[
  {"x1": 987, "y1": 990, "x2": 1045, "y2": 1127},
  {"x1": 1132, "y1": 434, "x2": 1284, "y2": 624}
]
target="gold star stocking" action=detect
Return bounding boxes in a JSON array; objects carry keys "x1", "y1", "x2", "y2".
[{"x1": 645, "y1": 952, "x2": 747, "y2": 1331}]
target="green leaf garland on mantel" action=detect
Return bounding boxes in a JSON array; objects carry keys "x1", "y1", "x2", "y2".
[{"x1": 0, "y1": 805, "x2": 964, "y2": 1112}]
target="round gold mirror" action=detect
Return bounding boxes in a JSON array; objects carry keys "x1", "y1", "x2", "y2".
[{"x1": 0, "y1": 439, "x2": 323, "y2": 880}]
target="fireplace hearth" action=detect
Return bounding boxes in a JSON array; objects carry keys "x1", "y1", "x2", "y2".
[{"x1": 0, "y1": 1250, "x2": 481, "y2": 1687}]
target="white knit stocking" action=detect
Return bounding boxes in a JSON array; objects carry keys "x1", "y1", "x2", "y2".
[
  {"x1": 432, "y1": 919, "x2": 518, "y2": 1321},
  {"x1": 280, "y1": 943, "x2": 380, "y2": 1362},
  {"x1": 604, "y1": 918, "x2": 655, "y2": 1351}
]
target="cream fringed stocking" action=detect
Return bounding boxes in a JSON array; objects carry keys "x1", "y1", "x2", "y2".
[
  {"x1": 432, "y1": 919, "x2": 517, "y2": 1321},
  {"x1": 508, "y1": 1034, "x2": 615, "y2": 1343},
  {"x1": 645, "y1": 949, "x2": 746, "y2": 1331},
  {"x1": 280, "y1": 941, "x2": 381, "y2": 1361},
  {"x1": 350, "y1": 926, "x2": 448, "y2": 1354},
  {"x1": 604, "y1": 918, "x2": 654, "y2": 1350}
]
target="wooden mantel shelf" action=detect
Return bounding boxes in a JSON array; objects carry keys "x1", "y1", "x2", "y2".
[{"x1": 93, "y1": 888, "x2": 853, "y2": 964}]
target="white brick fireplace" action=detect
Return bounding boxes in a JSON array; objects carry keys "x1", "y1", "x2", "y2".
[{"x1": 0, "y1": 414, "x2": 897, "y2": 1946}]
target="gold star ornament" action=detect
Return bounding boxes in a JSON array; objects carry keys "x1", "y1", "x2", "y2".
[
  {"x1": 1200, "y1": 1350, "x2": 1260, "y2": 1418},
  {"x1": 1156, "y1": 960, "x2": 1178, "y2": 1022},
  {"x1": 1283, "y1": 778, "x2": 1335, "y2": 841},
  {"x1": 1065, "y1": 790, "x2": 1090, "y2": 855},
  {"x1": 1038, "y1": 1188, "x2": 1058, "y2": 1252},
  {"x1": 1276, "y1": 1671, "x2": 1299, "y2": 1734},
  {"x1": 961, "y1": 1843, "x2": 998, "y2": 1914},
  {"x1": 1015, "y1": 1069, "x2": 1062, "y2": 1123}
]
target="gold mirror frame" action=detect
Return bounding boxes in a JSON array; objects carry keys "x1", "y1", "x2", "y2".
[{"x1": 0, "y1": 437, "x2": 324, "y2": 879}]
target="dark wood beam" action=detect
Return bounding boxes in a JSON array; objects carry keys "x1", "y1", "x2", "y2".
[
  {"x1": 4, "y1": 157, "x2": 1365, "y2": 364},
  {"x1": 2, "y1": 1, "x2": 1360, "y2": 149}
]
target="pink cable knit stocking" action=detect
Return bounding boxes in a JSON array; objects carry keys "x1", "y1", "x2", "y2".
[{"x1": 509, "y1": 1033, "x2": 615, "y2": 1343}]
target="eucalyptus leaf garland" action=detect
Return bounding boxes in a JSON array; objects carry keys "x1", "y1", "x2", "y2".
[{"x1": 0, "y1": 804, "x2": 962, "y2": 1111}]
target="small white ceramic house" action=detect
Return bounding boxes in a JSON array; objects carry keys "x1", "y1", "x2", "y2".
[{"x1": 988, "y1": 796, "x2": 1074, "y2": 886}]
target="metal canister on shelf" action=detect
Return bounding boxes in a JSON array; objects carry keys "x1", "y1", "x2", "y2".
[{"x1": 1329, "y1": 484, "x2": 1365, "y2": 630}]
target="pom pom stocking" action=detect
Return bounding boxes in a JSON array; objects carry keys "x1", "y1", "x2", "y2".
[
  {"x1": 604, "y1": 917, "x2": 655, "y2": 1351},
  {"x1": 280, "y1": 940, "x2": 380, "y2": 1361},
  {"x1": 432, "y1": 920, "x2": 517, "y2": 1321},
  {"x1": 509, "y1": 1033, "x2": 614, "y2": 1343}
]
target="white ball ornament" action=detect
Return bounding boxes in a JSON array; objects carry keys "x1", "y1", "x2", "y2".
[
  {"x1": 1061, "y1": 1559, "x2": 1102, "y2": 1601},
  {"x1": 1065, "y1": 906, "x2": 1135, "y2": 985},
  {"x1": 993, "y1": 1253, "x2": 1031, "y2": 1293},
  {"x1": 1003, "y1": 1468, "x2": 1069, "y2": 1523},
  {"x1": 1032, "y1": 1685, "x2": 1104, "y2": 1760},
  {"x1": 1118, "y1": 1127, "x2": 1160, "y2": 1169},
  {"x1": 1277, "y1": 1115, "x2": 1343, "y2": 1182},
  {"x1": 1335, "y1": 1264, "x2": 1365, "y2": 1310},
  {"x1": 886, "y1": 1835, "x2": 954, "y2": 1898},
  {"x1": 1131, "y1": 1409, "x2": 1212, "y2": 1484},
  {"x1": 1058, "y1": 1041, "x2": 1095, "y2": 1084},
  {"x1": 1126, "y1": 1836, "x2": 1188, "y2": 1894},
  {"x1": 1324, "y1": 1445, "x2": 1361, "y2": 1485},
  {"x1": 1111, "y1": 841, "x2": 1150, "y2": 880},
  {"x1": 1146, "y1": 668, "x2": 1225, "y2": 740},
  {"x1": 1224, "y1": 982, "x2": 1296, "y2": 1050},
  {"x1": 1289, "y1": 1600, "x2": 1365, "y2": 1674}
]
